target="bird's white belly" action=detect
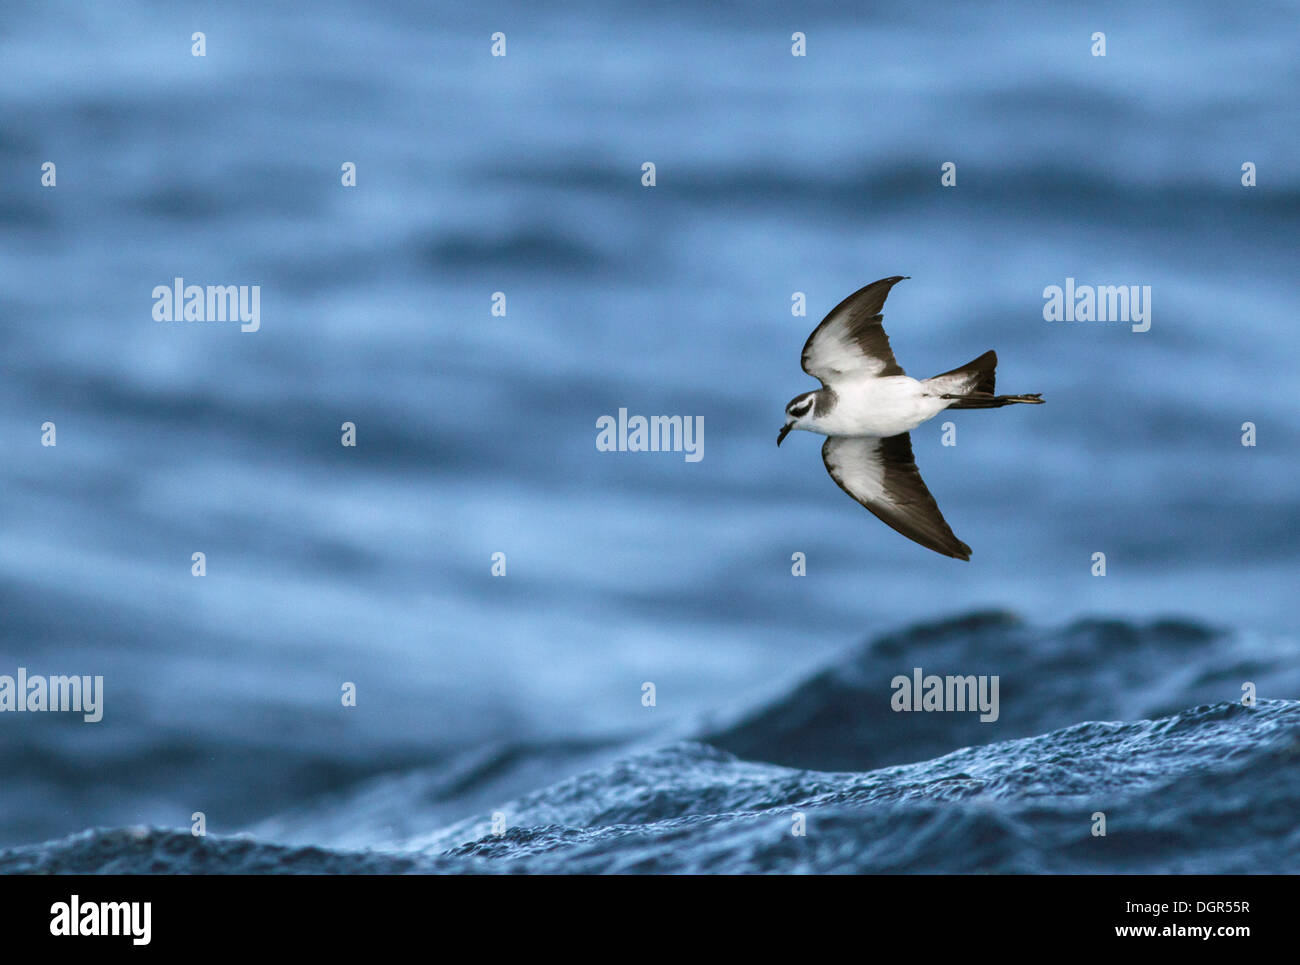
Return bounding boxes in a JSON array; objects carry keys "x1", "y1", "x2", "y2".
[{"x1": 819, "y1": 377, "x2": 947, "y2": 437}]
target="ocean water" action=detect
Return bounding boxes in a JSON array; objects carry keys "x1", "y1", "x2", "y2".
[
  {"x1": 0, "y1": 0, "x2": 1297, "y2": 872},
  {"x1": 4, "y1": 615, "x2": 1299, "y2": 873}
]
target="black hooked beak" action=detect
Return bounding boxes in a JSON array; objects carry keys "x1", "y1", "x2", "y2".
[{"x1": 777, "y1": 422, "x2": 792, "y2": 447}]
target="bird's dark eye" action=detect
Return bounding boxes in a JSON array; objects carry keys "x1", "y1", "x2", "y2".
[{"x1": 790, "y1": 399, "x2": 812, "y2": 417}]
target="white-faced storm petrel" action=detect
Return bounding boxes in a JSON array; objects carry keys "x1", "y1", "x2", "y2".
[{"x1": 777, "y1": 276, "x2": 1043, "y2": 560}]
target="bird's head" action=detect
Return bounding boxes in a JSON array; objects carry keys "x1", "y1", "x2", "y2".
[{"x1": 777, "y1": 392, "x2": 816, "y2": 446}]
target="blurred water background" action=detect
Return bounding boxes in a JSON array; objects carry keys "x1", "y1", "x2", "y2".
[{"x1": 0, "y1": 0, "x2": 1297, "y2": 863}]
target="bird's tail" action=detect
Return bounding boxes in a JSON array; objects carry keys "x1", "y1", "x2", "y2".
[
  {"x1": 927, "y1": 350, "x2": 1044, "y2": 407},
  {"x1": 941, "y1": 392, "x2": 1044, "y2": 408}
]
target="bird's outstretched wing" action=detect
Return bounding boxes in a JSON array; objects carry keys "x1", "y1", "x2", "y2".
[
  {"x1": 821, "y1": 433, "x2": 971, "y2": 560},
  {"x1": 801, "y1": 276, "x2": 909, "y2": 384}
]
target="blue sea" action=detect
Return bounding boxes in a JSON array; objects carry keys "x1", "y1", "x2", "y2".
[{"x1": 0, "y1": 0, "x2": 1297, "y2": 873}]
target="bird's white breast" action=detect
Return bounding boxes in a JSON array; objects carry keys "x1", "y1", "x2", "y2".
[{"x1": 816, "y1": 376, "x2": 948, "y2": 437}]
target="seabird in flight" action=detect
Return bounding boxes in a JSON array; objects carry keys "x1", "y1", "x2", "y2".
[{"x1": 777, "y1": 276, "x2": 1043, "y2": 560}]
